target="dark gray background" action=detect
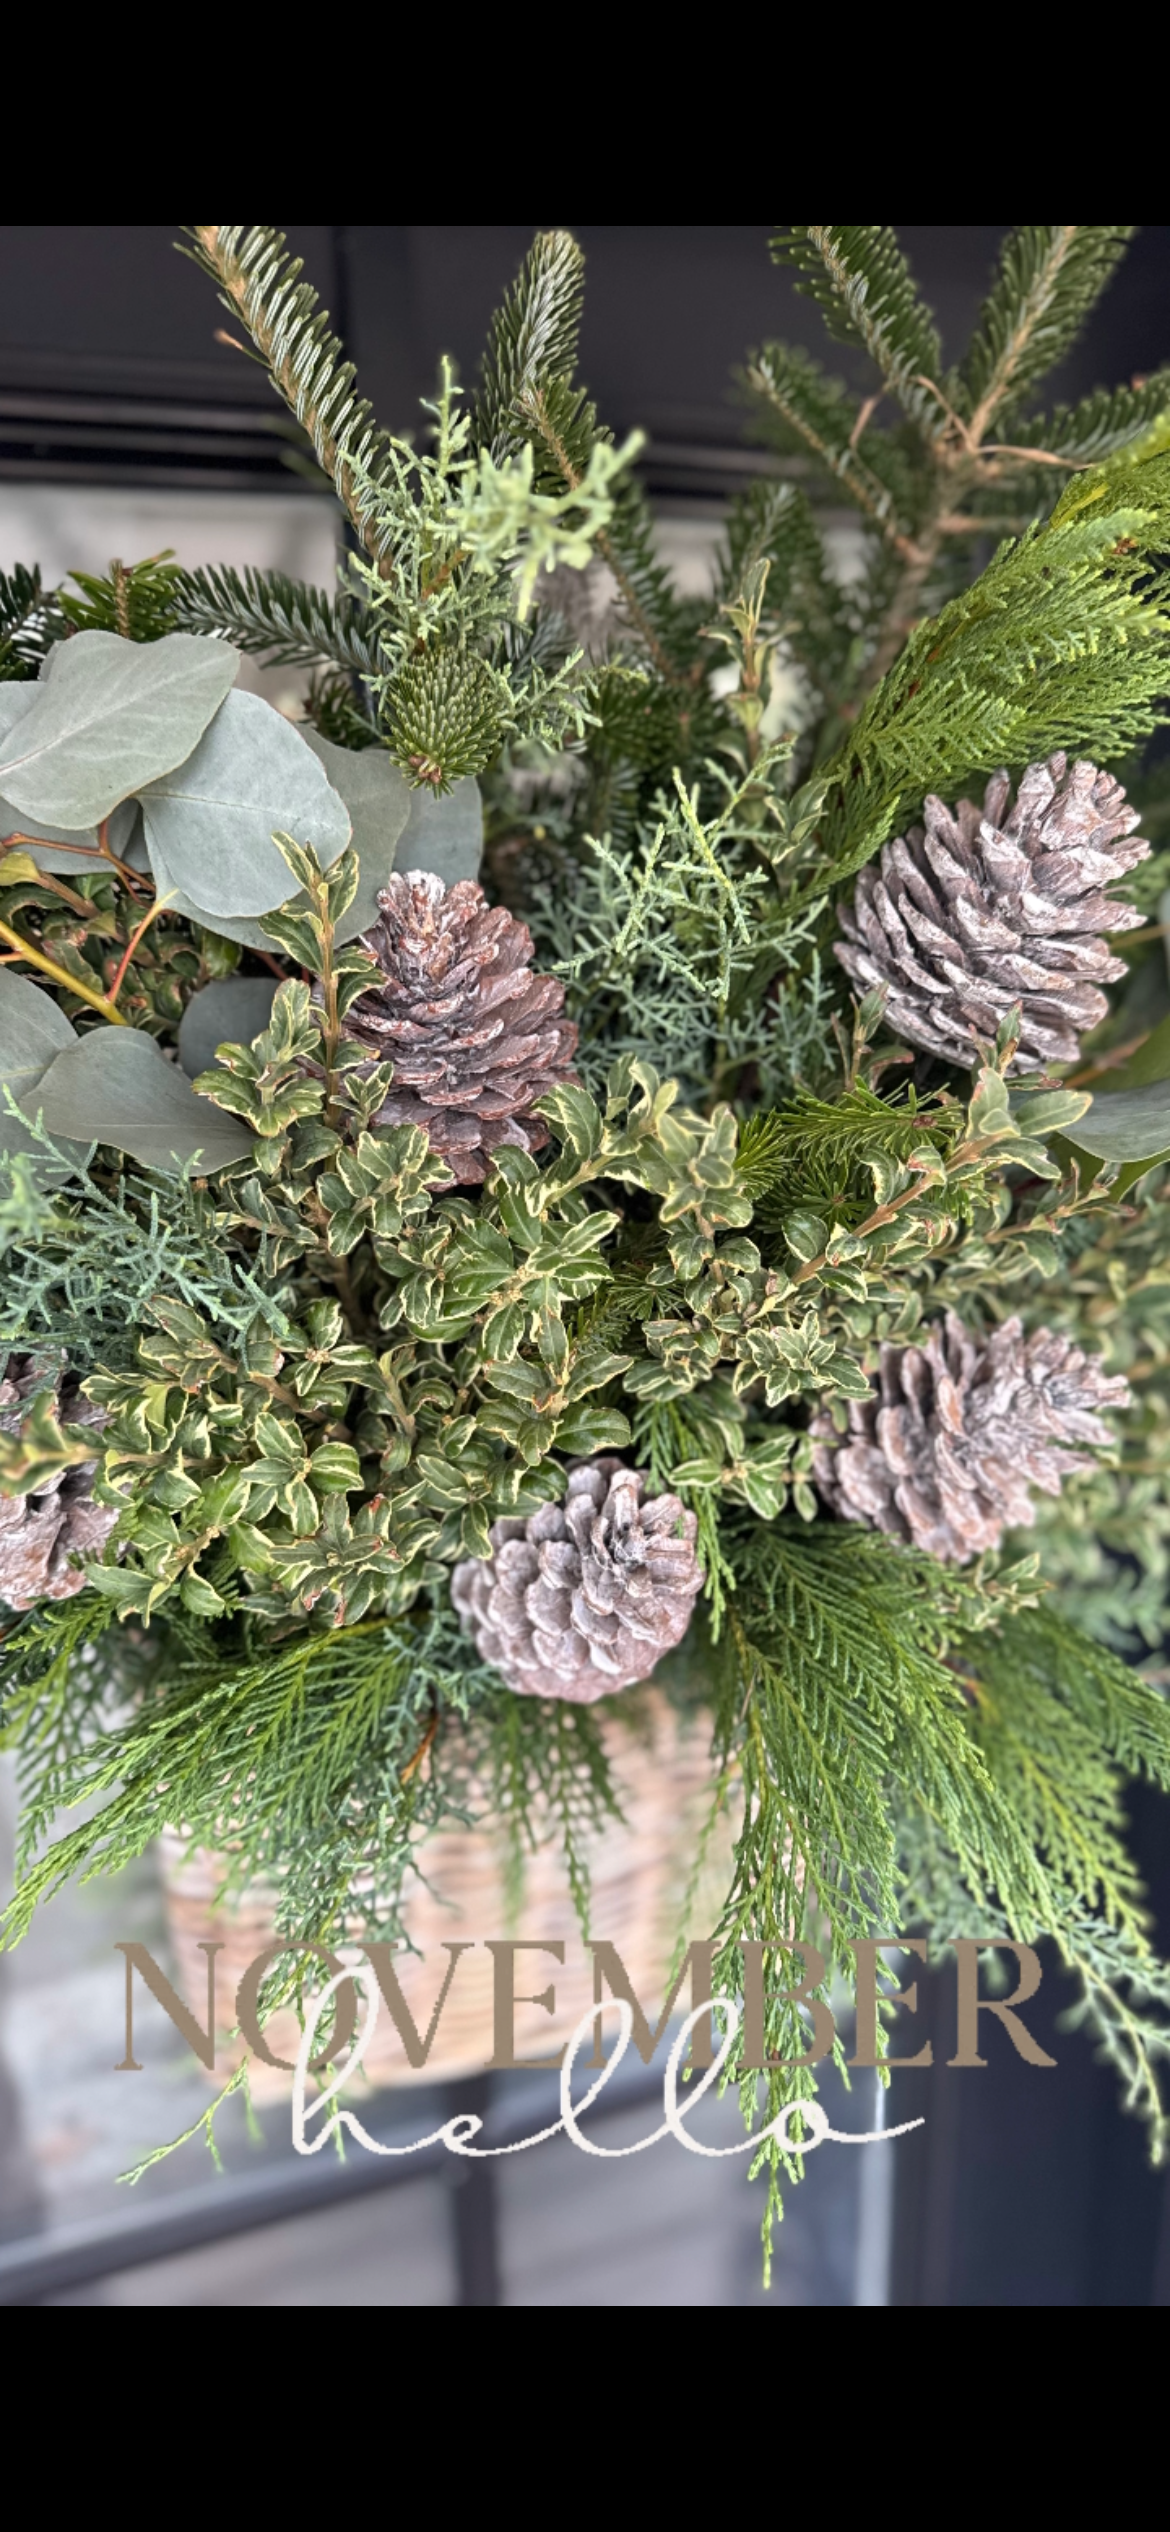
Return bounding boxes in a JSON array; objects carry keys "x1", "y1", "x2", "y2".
[{"x1": 2, "y1": 226, "x2": 1168, "y2": 494}]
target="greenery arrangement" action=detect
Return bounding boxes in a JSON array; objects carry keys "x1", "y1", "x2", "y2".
[{"x1": 4, "y1": 224, "x2": 1170, "y2": 2267}]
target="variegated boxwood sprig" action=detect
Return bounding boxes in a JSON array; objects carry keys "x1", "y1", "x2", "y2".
[{"x1": 72, "y1": 976, "x2": 1102, "y2": 1630}]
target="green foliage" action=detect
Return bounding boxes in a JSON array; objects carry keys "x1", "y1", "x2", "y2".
[
  {"x1": 0, "y1": 565, "x2": 61, "y2": 681},
  {"x1": 814, "y1": 440, "x2": 1170, "y2": 883},
  {"x1": 171, "y1": 563, "x2": 383, "y2": 680},
  {"x1": 0, "y1": 1133, "x2": 289, "y2": 1373},
  {"x1": 0, "y1": 1380, "x2": 97, "y2": 1491},
  {"x1": 530, "y1": 751, "x2": 827, "y2": 1096},
  {"x1": 4, "y1": 224, "x2": 1170, "y2": 2266},
  {"x1": 57, "y1": 551, "x2": 183, "y2": 642},
  {"x1": 771, "y1": 226, "x2": 943, "y2": 428},
  {"x1": 0, "y1": 1586, "x2": 629, "y2": 1958},
  {"x1": 177, "y1": 230, "x2": 637, "y2": 792},
  {"x1": 473, "y1": 227, "x2": 595, "y2": 481},
  {"x1": 179, "y1": 226, "x2": 405, "y2": 562},
  {"x1": 958, "y1": 228, "x2": 1134, "y2": 430}
]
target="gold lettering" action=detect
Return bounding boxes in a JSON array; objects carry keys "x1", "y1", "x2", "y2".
[
  {"x1": 586, "y1": 1940, "x2": 715, "y2": 2069},
  {"x1": 361, "y1": 1941, "x2": 474, "y2": 2069},
  {"x1": 485, "y1": 1940, "x2": 565, "y2": 2070},
  {"x1": 115, "y1": 1940, "x2": 223, "y2": 2071},
  {"x1": 850, "y1": 1937, "x2": 932, "y2": 2067},
  {"x1": 235, "y1": 1942, "x2": 358, "y2": 2074},
  {"x1": 948, "y1": 1939, "x2": 1057, "y2": 2067}
]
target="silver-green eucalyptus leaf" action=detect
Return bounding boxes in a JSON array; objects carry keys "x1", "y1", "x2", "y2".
[
  {"x1": 0, "y1": 969, "x2": 84, "y2": 1164},
  {"x1": 299, "y1": 729, "x2": 411, "y2": 939},
  {"x1": 396, "y1": 776, "x2": 483, "y2": 890},
  {"x1": 0, "y1": 968, "x2": 80, "y2": 1161},
  {"x1": 0, "y1": 967, "x2": 78, "y2": 1079},
  {"x1": 29, "y1": 1026, "x2": 254, "y2": 1173},
  {"x1": 137, "y1": 837, "x2": 278, "y2": 952},
  {"x1": 0, "y1": 631, "x2": 239, "y2": 828},
  {"x1": 139, "y1": 690, "x2": 351, "y2": 918},
  {"x1": 1076, "y1": 1082, "x2": 1170, "y2": 1166},
  {"x1": 178, "y1": 977, "x2": 279, "y2": 1079}
]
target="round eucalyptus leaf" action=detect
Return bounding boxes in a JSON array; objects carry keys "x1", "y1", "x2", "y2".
[
  {"x1": 396, "y1": 777, "x2": 483, "y2": 890},
  {"x1": 0, "y1": 687, "x2": 36, "y2": 743},
  {"x1": 30, "y1": 1026, "x2": 254, "y2": 1174},
  {"x1": 299, "y1": 729, "x2": 411, "y2": 939},
  {"x1": 1076, "y1": 1080, "x2": 1170, "y2": 1163},
  {"x1": 0, "y1": 967, "x2": 78, "y2": 1079},
  {"x1": 0, "y1": 632, "x2": 239, "y2": 829},
  {"x1": 139, "y1": 690, "x2": 351, "y2": 918},
  {"x1": 139, "y1": 836, "x2": 278, "y2": 951},
  {"x1": 178, "y1": 977, "x2": 279, "y2": 1079},
  {"x1": 0, "y1": 969, "x2": 83, "y2": 1166}
]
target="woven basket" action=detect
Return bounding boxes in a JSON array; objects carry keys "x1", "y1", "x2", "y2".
[{"x1": 158, "y1": 1689, "x2": 735, "y2": 2103}]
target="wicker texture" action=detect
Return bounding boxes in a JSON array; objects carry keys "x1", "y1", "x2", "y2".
[
  {"x1": 158, "y1": 1690, "x2": 732, "y2": 2100},
  {"x1": 341, "y1": 871, "x2": 578, "y2": 1184},
  {"x1": 834, "y1": 754, "x2": 1150, "y2": 1072},
  {"x1": 811, "y1": 1309, "x2": 1130, "y2": 1562}
]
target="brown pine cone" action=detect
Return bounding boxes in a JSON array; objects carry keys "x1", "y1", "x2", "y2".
[
  {"x1": 810, "y1": 1311, "x2": 1130, "y2": 1563},
  {"x1": 0, "y1": 1354, "x2": 118, "y2": 1611},
  {"x1": 451, "y1": 1458, "x2": 703, "y2": 1702},
  {"x1": 342, "y1": 872, "x2": 579, "y2": 1184},
  {"x1": 834, "y1": 755, "x2": 1150, "y2": 1072}
]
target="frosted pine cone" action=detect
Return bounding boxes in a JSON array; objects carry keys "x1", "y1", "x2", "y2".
[
  {"x1": 810, "y1": 1311, "x2": 1130, "y2": 1563},
  {"x1": 0, "y1": 1355, "x2": 118, "y2": 1611},
  {"x1": 835, "y1": 755, "x2": 1150, "y2": 1072},
  {"x1": 451, "y1": 1458, "x2": 703, "y2": 1702},
  {"x1": 342, "y1": 873, "x2": 578, "y2": 1184}
]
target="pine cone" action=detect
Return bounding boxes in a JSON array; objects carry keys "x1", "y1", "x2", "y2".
[
  {"x1": 0, "y1": 1354, "x2": 118, "y2": 1611},
  {"x1": 810, "y1": 1311, "x2": 1130, "y2": 1563},
  {"x1": 834, "y1": 755, "x2": 1150, "y2": 1072},
  {"x1": 451, "y1": 1458, "x2": 703, "y2": 1702},
  {"x1": 342, "y1": 873, "x2": 579, "y2": 1185}
]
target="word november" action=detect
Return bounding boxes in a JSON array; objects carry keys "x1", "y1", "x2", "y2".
[{"x1": 114, "y1": 1934, "x2": 1058, "y2": 2075}]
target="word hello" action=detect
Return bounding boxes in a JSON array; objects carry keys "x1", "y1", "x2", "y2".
[
  {"x1": 292, "y1": 1974, "x2": 924, "y2": 2165},
  {"x1": 114, "y1": 1934, "x2": 1057, "y2": 2077}
]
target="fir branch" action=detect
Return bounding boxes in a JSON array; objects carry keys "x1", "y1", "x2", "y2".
[
  {"x1": 0, "y1": 564, "x2": 59, "y2": 680},
  {"x1": 743, "y1": 343, "x2": 905, "y2": 537},
  {"x1": 719, "y1": 480, "x2": 856, "y2": 716},
  {"x1": 473, "y1": 229, "x2": 588, "y2": 464},
  {"x1": 959, "y1": 226, "x2": 1135, "y2": 438},
  {"x1": 180, "y1": 227, "x2": 401, "y2": 563},
  {"x1": 58, "y1": 552, "x2": 182, "y2": 642},
  {"x1": 1007, "y1": 372, "x2": 1170, "y2": 465},
  {"x1": 171, "y1": 563, "x2": 383, "y2": 679},
  {"x1": 771, "y1": 226, "x2": 944, "y2": 431}
]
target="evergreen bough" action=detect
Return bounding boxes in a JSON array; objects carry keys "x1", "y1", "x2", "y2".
[{"x1": 2, "y1": 225, "x2": 1170, "y2": 2277}]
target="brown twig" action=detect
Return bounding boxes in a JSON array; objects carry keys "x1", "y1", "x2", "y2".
[
  {"x1": 97, "y1": 815, "x2": 152, "y2": 899},
  {"x1": 399, "y1": 1710, "x2": 439, "y2": 1785},
  {"x1": 1065, "y1": 1033, "x2": 1154, "y2": 1088},
  {"x1": 1, "y1": 858, "x2": 94, "y2": 918},
  {"x1": 107, "y1": 893, "x2": 174, "y2": 1006}
]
